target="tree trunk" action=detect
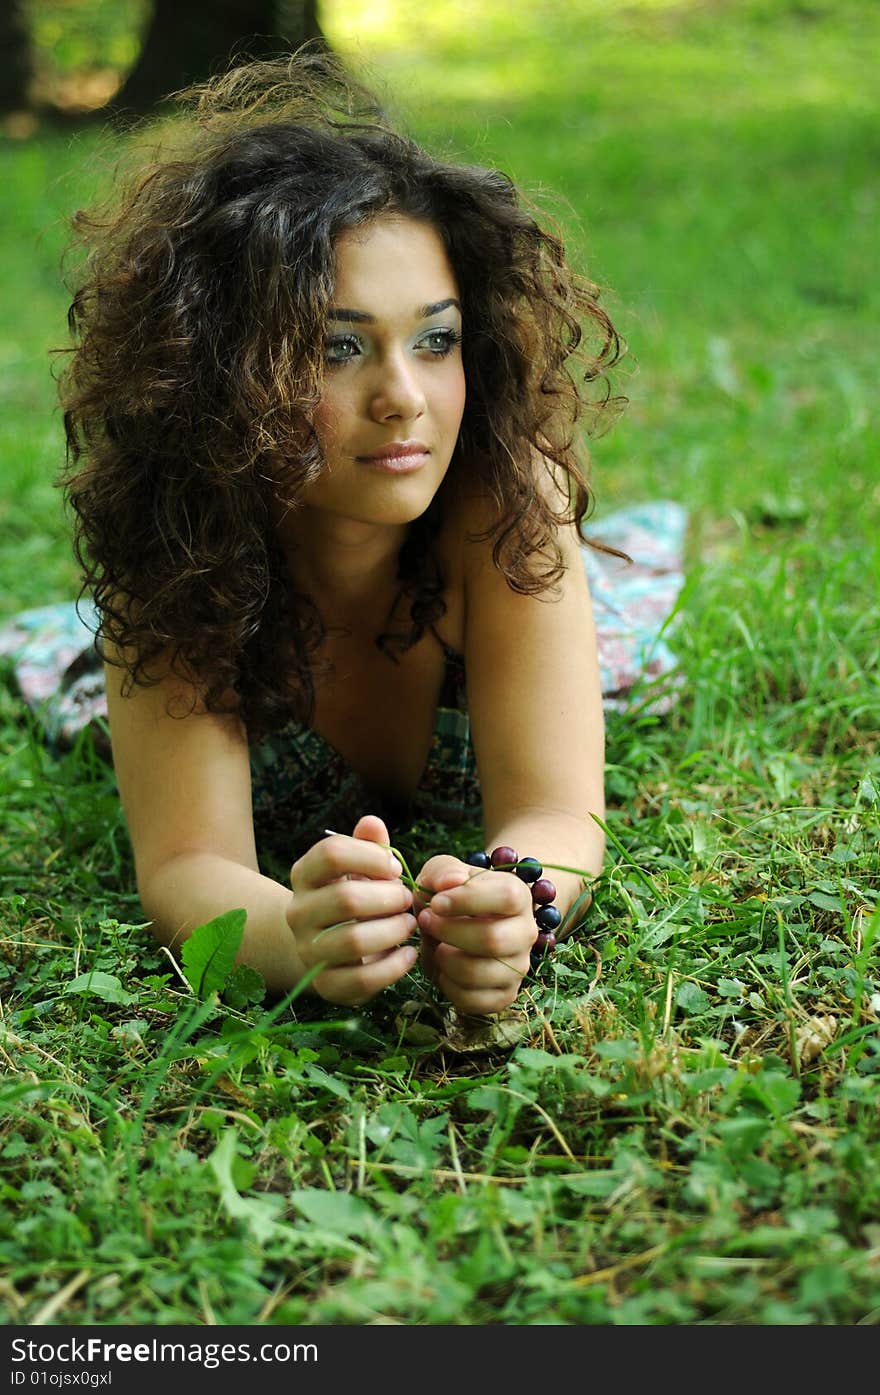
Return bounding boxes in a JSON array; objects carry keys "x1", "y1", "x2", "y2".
[
  {"x1": 0, "y1": 0, "x2": 31, "y2": 115},
  {"x1": 107, "y1": 0, "x2": 325, "y2": 120}
]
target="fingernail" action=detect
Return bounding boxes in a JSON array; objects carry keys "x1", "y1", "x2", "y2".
[
  {"x1": 432, "y1": 894, "x2": 452, "y2": 914},
  {"x1": 388, "y1": 855, "x2": 403, "y2": 876}
]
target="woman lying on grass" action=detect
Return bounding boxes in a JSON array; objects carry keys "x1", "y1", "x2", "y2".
[{"x1": 59, "y1": 48, "x2": 621, "y2": 1015}]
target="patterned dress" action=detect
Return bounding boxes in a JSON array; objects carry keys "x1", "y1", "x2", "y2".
[{"x1": 249, "y1": 638, "x2": 480, "y2": 876}]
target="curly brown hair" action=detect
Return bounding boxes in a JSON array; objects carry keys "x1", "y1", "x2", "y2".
[{"x1": 58, "y1": 46, "x2": 624, "y2": 739}]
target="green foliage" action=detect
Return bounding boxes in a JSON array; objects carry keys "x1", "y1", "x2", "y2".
[
  {"x1": 64, "y1": 969, "x2": 135, "y2": 1005},
  {"x1": 208, "y1": 1130, "x2": 287, "y2": 1244},
  {"x1": 180, "y1": 908, "x2": 248, "y2": 999},
  {"x1": 1, "y1": 0, "x2": 879, "y2": 1329}
]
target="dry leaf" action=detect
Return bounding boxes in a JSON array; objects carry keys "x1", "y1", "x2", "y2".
[
  {"x1": 395, "y1": 999, "x2": 529, "y2": 1054},
  {"x1": 795, "y1": 1015, "x2": 838, "y2": 1064}
]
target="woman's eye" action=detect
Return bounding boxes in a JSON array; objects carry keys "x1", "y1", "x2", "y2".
[
  {"x1": 324, "y1": 335, "x2": 362, "y2": 364},
  {"x1": 419, "y1": 328, "x2": 462, "y2": 356}
]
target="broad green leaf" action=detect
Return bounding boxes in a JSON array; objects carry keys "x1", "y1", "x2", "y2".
[
  {"x1": 675, "y1": 981, "x2": 710, "y2": 1014},
  {"x1": 289, "y1": 1187, "x2": 375, "y2": 1237},
  {"x1": 691, "y1": 821, "x2": 720, "y2": 861},
  {"x1": 222, "y1": 963, "x2": 266, "y2": 1010},
  {"x1": 513, "y1": 1047, "x2": 560, "y2": 1071},
  {"x1": 744, "y1": 1070, "x2": 801, "y2": 1116},
  {"x1": 788, "y1": 1206, "x2": 839, "y2": 1237},
  {"x1": 681, "y1": 1068, "x2": 733, "y2": 1094},
  {"x1": 64, "y1": 972, "x2": 135, "y2": 1006},
  {"x1": 715, "y1": 1116, "x2": 772, "y2": 1157},
  {"x1": 207, "y1": 1129, "x2": 285, "y2": 1244},
  {"x1": 808, "y1": 891, "x2": 843, "y2": 912},
  {"x1": 858, "y1": 771, "x2": 878, "y2": 806},
  {"x1": 384, "y1": 1110, "x2": 448, "y2": 1170},
  {"x1": 181, "y1": 908, "x2": 247, "y2": 998},
  {"x1": 798, "y1": 1263, "x2": 849, "y2": 1306},
  {"x1": 499, "y1": 1188, "x2": 540, "y2": 1226},
  {"x1": 301, "y1": 1064, "x2": 352, "y2": 1101},
  {"x1": 593, "y1": 1038, "x2": 640, "y2": 1062},
  {"x1": 467, "y1": 1086, "x2": 506, "y2": 1111},
  {"x1": 717, "y1": 978, "x2": 744, "y2": 998},
  {"x1": 559, "y1": 1171, "x2": 622, "y2": 1198},
  {"x1": 579, "y1": 1075, "x2": 612, "y2": 1098}
]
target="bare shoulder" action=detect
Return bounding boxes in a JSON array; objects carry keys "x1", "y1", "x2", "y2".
[
  {"x1": 103, "y1": 642, "x2": 257, "y2": 891},
  {"x1": 433, "y1": 478, "x2": 511, "y2": 581},
  {"x1": 455, "y1": 465, "x2": 603, "y2": 835},
  {"x1": 463, "y1": 459, "x2": 584, "y2": 579},
  {"x1": 430, "y1": 463, "x2": 585, "y2": 651}
]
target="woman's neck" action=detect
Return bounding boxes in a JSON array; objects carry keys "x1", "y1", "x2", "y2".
[{"x1": 279, "y1": 512, "x2": 407, "y2": 624}]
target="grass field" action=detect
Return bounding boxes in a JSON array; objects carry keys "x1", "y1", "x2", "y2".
[{"x1": 1, "y1": 0, "x2": 878, "y2": 1326}]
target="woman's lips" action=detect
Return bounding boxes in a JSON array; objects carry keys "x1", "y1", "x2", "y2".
[{"x1": 356, "y1": 442, "x2": 430, "y2": 472}]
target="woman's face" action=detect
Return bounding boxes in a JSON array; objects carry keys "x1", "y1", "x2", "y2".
[{"x1": 304, "y1": 215, "x2": 466, "y2": 529}]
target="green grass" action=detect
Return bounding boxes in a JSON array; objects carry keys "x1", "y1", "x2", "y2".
[{"x1": 1, "y1": 0, "x2": 878, "y2": 1326}]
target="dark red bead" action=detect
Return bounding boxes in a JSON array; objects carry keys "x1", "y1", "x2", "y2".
[
  {"x1": 531, "y1": 878, "x2": 557, "y2": 905},
  {"x1": 535, "y1": 904, "x2": 562, "y2": 932},
  {"x1": 490, "y1": 845, "x2": 518, "y2": 871},
  {"x1": 531, "y1": 930, "x2": 557, "y2": 965},
  {"x1": 465, "y1": 850, "x2": 492, "y2": 869},
  {"x1": 515, "y1": 857, "x2": 543, "y2": 883}
]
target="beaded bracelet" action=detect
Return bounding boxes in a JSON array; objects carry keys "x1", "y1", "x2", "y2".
[{"x1": 465, "y1": 845, "x2": 561, "y2": 970}]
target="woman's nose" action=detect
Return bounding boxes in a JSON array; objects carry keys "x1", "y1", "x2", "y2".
[{"x1": 369, "y1": 352, "x2": 426, "y2": 422}]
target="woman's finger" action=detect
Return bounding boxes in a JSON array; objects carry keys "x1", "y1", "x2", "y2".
[
  {"x1": 301, "y1": 874, "x2": 412, "y2": 928},
  {"x1": 307, "y1": 910, "x2": 418, "y2": 968},
  {"x1": 433, "y1": 976, "x2": 522, "y2": 1017},
  {"x1": 314, "y1": 941, "x2": 420, "y2": 1006},
  {"x1": 413, "y1": 855, "x2": 473, "y2": 913},
  {"x1": 429, "y1": 870, "x2": 530, "y2": 920},
  {"x1": 417, "y1": 907, "x2": 532, "y2": 958},
  {"x1": 431, "y1": 940, "x2": 529, "y2": 990},
  {"x1": 351, "y1": 814, "x2": 392, "y2": 846},
  {"x1": 291, "y1": 831, "x2": 402, "y2": 893}
]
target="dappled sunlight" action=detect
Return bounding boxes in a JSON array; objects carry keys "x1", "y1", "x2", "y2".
[
  {"x1": 324, "y1": 0, "x2": 873, "y2": 130},
  {"x1": 15, "y1": 1, "x2": 875, "y2": 129}
]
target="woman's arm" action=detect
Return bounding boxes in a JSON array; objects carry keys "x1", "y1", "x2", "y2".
[
  {"x1": 415, "y1": 478, "x2": 605, "y2": 1011},
  {"x1": 464, "y1": 480, "x2": 606, "y2": 914},
  {"x1": 105, "y1": 658, "x2": 417, "y2": 1000},
  {"x1": 104, "y1": 652, "x2": 310, "y2": 994}
]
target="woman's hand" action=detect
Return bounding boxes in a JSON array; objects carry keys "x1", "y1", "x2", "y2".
[
  {"x1": 414, "y1": 854, "x2": 535, "y2": 1015},
  {"x1": 287, "y1": 815, "x2": 418, "y2": 1006}
]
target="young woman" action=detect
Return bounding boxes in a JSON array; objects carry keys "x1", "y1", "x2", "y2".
[{"x1": 57, "y1": 49, "x2": 623, "y2": 1016}]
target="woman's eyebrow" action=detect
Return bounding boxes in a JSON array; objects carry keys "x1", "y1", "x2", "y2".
[
  {"x1": 421, "y1": 297, "x2": 462, "y2": 317},
  {"x1": 328, "y1": 297, "x2": 462, "y2": 323}
]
